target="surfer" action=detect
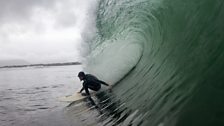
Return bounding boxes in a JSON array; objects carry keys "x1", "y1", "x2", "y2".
[{"x1": 78, "y1": 71, "x2": 109, "y2": 96}]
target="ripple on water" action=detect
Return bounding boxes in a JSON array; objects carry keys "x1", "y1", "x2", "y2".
[
  {"x1": 37, "y1": 107, "x2": 50, "y2": 110},
  {"x1": 34, "y1": 86, "x2": 49, "y2": 90}
]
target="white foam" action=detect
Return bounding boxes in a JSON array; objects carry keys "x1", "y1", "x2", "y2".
[
  {"x1": 79, "y1": 0, "x2": 99, "y2": 58},
  {"x1": 84, "y1": 38, "x2": 143, "y2": 85}
]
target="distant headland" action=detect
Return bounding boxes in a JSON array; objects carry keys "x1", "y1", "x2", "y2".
[{"x1": 0, "y1": 62, "x2": 82, "y2": 69}]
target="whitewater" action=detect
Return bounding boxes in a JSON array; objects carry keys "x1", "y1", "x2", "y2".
[{"x1": 82, "y1": 0, "x2": 224, "y2": 126}]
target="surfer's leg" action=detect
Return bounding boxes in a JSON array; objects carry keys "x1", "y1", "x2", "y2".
[
  {"x1": 88, "y1": 96, "x2": 96, "y2": 106},
  {"x1": 87, "y1": 97, "x2": 101, "y2": 112}
]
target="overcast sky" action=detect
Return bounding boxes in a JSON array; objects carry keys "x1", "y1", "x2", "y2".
[{"x1": 0, "y1": 0, "x2": 97, "y2": 64}]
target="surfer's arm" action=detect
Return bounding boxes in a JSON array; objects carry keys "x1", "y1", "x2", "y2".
[
  {"x1": 84, "y1": 86, "x2": 90, "y2": 95},
  {"x1": 82, "y1": 82, "x2": 90, "y2": 95},
  {"x1": 79, "y1": 87, "x2": 84, "y2": 93},
  {"x1": 98, "y1": 80, "x2": 109, "y2": 86}
]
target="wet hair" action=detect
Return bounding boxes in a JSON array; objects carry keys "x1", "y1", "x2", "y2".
[{"x1": 78, "y1": 71, "x2": 85, "y2": 77}]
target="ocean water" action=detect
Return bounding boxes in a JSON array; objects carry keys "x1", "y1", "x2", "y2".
[
  {"x1": 83, "y1": 0, "x2": 224, "y2": 126},
  {"x1": 0, "y1": 65, "x2": 83, "y2": 126}
]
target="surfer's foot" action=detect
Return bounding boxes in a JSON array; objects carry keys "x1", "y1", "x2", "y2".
[{"x1": 81, "y1": 92, "x2": 87, "y2": 96}]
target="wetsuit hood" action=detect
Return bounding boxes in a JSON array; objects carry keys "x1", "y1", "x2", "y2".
[{"x1": 78, "y1": 71, "x2": 86, "y2": 81}]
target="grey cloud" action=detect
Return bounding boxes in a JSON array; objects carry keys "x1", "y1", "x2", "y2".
[
  {"x1": 0, "y1": 0, "x2": 58, "y2": 24},
  {"x1": 0, "y1": 0, "x2": 82, "y2": 30},
  {"x1": 52, "y1": 1, "x2": 89, "y2": 29},
  {"x1": 0, "y1": 0, "x2": 98, "y2": 63},
  {"x1": 54, "y1": 10, "x2": 77, "y2": 28}
]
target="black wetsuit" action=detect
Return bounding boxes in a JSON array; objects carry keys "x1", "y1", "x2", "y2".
[{"x1": 80, "y1": 74, "x2": 109, "y2": 95}]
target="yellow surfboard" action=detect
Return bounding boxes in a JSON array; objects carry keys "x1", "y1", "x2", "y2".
[
  {"x1": 58, "y1": 92, "x2": 95, "y2": 102},
  {"x1": 58, "y1": 93, "x2": 85, "y2": 102}
]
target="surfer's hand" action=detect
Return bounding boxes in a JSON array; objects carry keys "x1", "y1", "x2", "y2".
[{"x1": 108, "y1": 85, "x2": 113, "y2": 92}]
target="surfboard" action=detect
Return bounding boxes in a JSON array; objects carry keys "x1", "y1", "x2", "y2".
[
  {"x1": 58, "y1": 93, "x2": 86, "y2": 102},
  {"x1": 58, "y1": 92, "x2": 95, "y2": 102}
]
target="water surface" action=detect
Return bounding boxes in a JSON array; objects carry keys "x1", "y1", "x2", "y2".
[{"x1": 0, "y1": 65, "x2": 82, "y2": 126}]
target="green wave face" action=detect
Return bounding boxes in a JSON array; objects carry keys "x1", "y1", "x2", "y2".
[{"x1": 85, "y1": 0, "x2": 224, "y2": 125}]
